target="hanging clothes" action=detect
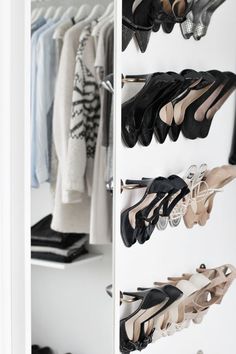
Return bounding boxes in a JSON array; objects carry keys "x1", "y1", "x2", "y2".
[
  {"x1": 31, "y1": 19, "x2": 54, "y2": 188},
  {"x1": 51, "y1": 20, "x2": 92, "y2": 233},
  {"x1": 34, "y1": 19, "x2": 61, "y2": 184},
  {"x1": 31, "y1": 8, "x2": 114, "y2": 243},
  {"x1": 90, "y1": 19, "x2": 114, "y2": 244}
]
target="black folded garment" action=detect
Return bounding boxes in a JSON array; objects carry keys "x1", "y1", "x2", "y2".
[
  {"x1": 229, "y1": 112, "x2": 236, "y2": 165},
  {"x1": 32, "y1": 345, "x2": 53, "y2": 354},
  {"x1": 31, "y1": 245, "x2": 88, "y2": 264},
  {"x1": 31, "y1": 215, "x2": 87, "y2": 249}
]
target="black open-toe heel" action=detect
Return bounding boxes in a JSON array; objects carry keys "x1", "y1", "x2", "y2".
[
  {"x1": 135, "y1": 175, "x2": 189, "y2": 244},
  {"x1": 156, "y1": 174, "x2": 190, "y2": 230},
  {"x1": 181, "y1": 70, "x2": 225, "y2": 140},
  {"x1": 135, "y1": 178, "x2": 177, "y2": 244},
  {"x1": 121, "y1": 177, "x2": 173, "y2": 247},
  {"x1": 140, "y1": 175, "x2": 189, "y2": 238}
]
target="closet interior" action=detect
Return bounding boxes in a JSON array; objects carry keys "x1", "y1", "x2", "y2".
[{"x1": 31, "y1": 0, "x2": 114, "y2": 353}]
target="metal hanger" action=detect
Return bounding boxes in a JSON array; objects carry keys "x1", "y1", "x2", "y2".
[{"x1": 74, "y1": 4, "x2": 91, "y2": 23}]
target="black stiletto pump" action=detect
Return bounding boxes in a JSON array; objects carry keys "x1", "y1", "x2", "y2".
[
  {"x1": 199, "y1": 72, "x2": 236, "y2": 139},
  {"x1": 122, "y1": 0, "x2": 136, "y2": 51},
  {"x1": 122, "y1": 73, "x2": 170, "y2": 148},
  {"x1": 181, "y1": 70, "x2": 226, "y2": 140},
  {"x1": 139, "y1": 73, "x2": 177, "y2": 146},
  {"x1": 122, "y1": 0, "x2": 154, "y2": 53},
  {"x1": 154, "y1": 72, "x2": 185, "y2": 144},
  {"x1": 169, "y1": 69, "x2": 206, "y2": 141}
]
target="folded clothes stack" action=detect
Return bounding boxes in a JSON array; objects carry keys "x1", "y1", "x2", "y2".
[
  {"x1": 32, "y1": 345, "x2": 53, "y2": 354},
  {"x1": 31, "y1": 215, "x2": 89, "y2": 263},
  {"x1": 32, "y1": 345, "x2": 72, "y2": 354}
]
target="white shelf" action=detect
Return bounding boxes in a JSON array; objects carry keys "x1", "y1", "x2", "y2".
[{"x1": 31, "y1": 253, "x2": 103, "y2": 270}]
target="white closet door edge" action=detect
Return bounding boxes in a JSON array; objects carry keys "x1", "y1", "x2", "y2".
[
  {"x1": 113, "y1": 0, "x2": 122, "y2": 353},
  {"x1": 0, "y1": 0, "x2": 12, "y2": 353},
  {"x1": 8, "y1": 0, "x2": 32, "y2": 353}
]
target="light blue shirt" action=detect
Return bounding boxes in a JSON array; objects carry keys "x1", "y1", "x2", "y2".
[
  {"x1": 34, "y1": 19, "x2": 68, "y2": 185},
  {"x1": 31, "y1": 17, "x2": 46, "y2": 36},
  {"x1": 31, "y1": 20, "x2": 53, "y2": 188}
]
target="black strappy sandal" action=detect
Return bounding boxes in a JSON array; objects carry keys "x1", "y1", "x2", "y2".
[
  {"x1": 137, "y1": 175, "x2": 189, "y2": 243},
  {"x1": 120, "y1": 177, "x2": 172, "y2": 247}
]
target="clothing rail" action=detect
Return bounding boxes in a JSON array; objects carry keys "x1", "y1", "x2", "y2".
[{"x1": 31, "y1": 0, "x2": 109, "y2": 8}]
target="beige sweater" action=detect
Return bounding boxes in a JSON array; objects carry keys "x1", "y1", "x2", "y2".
[{"x1": 51, "y1": 20, "x2": 91, "y2": 233}]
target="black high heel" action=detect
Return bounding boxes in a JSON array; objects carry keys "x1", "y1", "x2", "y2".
[
  {"x1": 162, "y1": 0, "x2": 194, "y2": 34},
  {"x1": 154, "y1": 72, "x2": 185, "y2": 144},
  {"x1": 181, "y1": 70, "x2": 227, "y2": 140},
  {"x1": 198, "y1": 72, "x2": 236, "y2": 139},
  {"x1": 133, "y1": 0, "x2": 155, "y2": 53},
  {"x1": 139, "y1": 73, "x2": 177, "y2": 146},
  {"x1": 122, "y1": 73, "x2": 170, "y2": 148},
  {"x1": 135, "y1": 178, "x2": 177, "y2": 244},
  {"x1": 155, "y1": 174, "x2": 190, "y2": 230},
  {"x1": 130, "y1": 284, "x2": 183, "y2": 346},
  {"x1": 122, "y1": 0, "x2": 136, "y2": 51},
  {"x1": 120, "y1": 177, "x2": 173, "y2": 247},
  {"x1": 122, "y1": 0, "x2": 154, "y2": 53},
  {"x1": 169, "y1": 69, "x2": 205, "y2": 141},
  {"x1": 120, "y1": 288, "x2": 168, "y2": 353},
  {"x1": 137, "y1": 175, "x2": 189, "y2": 243}
]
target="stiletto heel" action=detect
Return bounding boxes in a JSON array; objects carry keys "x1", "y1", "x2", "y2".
[
  {"x1": 121, "y1": 177, "x2": 173, "y2": 247},
  {"x1": 198, "y1": 72, "x2": 236, "y2": 139},
  {"x1": 122, "y1": 74, "x2": 161, "y2": 148},
  {"x1": 181, "y1": 70, "x2": 225, "y2": 140},
  {"x1": 193, "y1": 0, "x2": 226, "y2": 40},
  {"x1": 122, "y1": 0, "x2": 136, "y2": 51},
  {"x1": 120, "y1": 288, "x2": 169, "y2": 352},
  {"x1": 156, "y1": 175, "x2": 190, "y2": 230}
]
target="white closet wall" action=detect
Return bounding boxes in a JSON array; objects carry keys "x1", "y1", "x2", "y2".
[
  {"x1": 119, "y1": 2, "x2": 236, "y2": 354},
  {"x1": 31, "y1": 1, "x2": 113, "y2": 353}
]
